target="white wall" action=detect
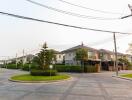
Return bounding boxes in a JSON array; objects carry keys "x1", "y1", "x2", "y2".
[
  {"x1": 56, "y1": 54, "x2": 64, "y2": 64},
  {"x1": 65, "y1": 52, "x2": 75, "y2": 61}
]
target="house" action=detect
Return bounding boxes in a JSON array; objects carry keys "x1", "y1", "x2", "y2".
[
  {"x1": 124, "y1": 54, "x2": 132, "y2": 63},
  {"x1": 0, "y1": 60, "x2": 4, "y2": 65},
  {"x1": 51, "y1": 50, "x2": 64, "y2": 64},
  {"x1": 99, "y1": 49, "x2": 114, "y2": 61},
  {"x1": 99, "y1": 49, "x2": 129, "y2": 71},
  {"x1": 61, "y1": 44, "x2": 100, "y2": 65},
  {"x1": 2, "y1": 54, "x2": 35, "y2": 65}
]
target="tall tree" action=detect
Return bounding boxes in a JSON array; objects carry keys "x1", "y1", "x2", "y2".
[
  {"x1": 33, "y1": 42, "x2": 56, "y2": 70},
  {"x1": 75, "y1": 48, "x2": 88, "y2": 71}
]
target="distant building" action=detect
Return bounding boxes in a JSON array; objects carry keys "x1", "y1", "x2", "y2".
[{"x1": 2, "y1": 54, "x2": 35, "y2": 65}]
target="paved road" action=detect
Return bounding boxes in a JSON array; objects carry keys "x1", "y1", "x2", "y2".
[{"x1": 0, "y1": 69, "x2": 132, "y2": 100}]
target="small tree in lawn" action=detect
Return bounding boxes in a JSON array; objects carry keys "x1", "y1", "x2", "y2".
[
  {"x1": 75, "y1": 48, "x2": 88, "y2": 72},
  {"x1": 33, "y1": 42, "x2": 56, "y2": 70}
]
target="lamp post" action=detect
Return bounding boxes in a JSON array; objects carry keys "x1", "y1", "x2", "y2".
[{"x1": 49, "y1": 65, "x2": 53, "y2": 76}]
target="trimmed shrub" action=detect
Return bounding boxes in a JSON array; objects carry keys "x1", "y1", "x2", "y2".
[
  {"x1": 21, "y1": 63, "x2": 40, "y2": 71},
  {"x1": 70, "y1": 65, "x2": 83, "y2": 72},
  {"x1": 6, "y1": 64, "x2": 19, "y2": 69},
  {"x1": 54, "y1": 65, "x2": 83, "y2": 72},
  {"x1": 22, "y1": 64, "x2": 30, "y2": 71},
  {"x1": 30, "y1": 69, "x2": 57, "y2": 76},
  {"x1": 30, "y1": 63, "x2": 41, "y2": 70}
]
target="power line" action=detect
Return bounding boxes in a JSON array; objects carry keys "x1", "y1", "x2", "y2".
[
  {"x1": 121, "y1": 4, "x2": 132, "y2": 19},
  {"x1": 88, "y1": 34, "x2": 131, "y2": 46},
  {"x1": 26, "y1": 0, "x2": 121, "y2": 20},
  {"x1": 58, "y1": 0, "x2": 125, "y2": 15},
  {"x1": 0, "y1": 11, "x2": 132, "y2": 34}
]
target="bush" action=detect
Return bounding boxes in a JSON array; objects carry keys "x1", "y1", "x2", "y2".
[
  {"x1": 30, "y1": 63, "x2": 41, "y2": 70},
  {"x1": 21, "y1": 63, "x2": 41, "y2": 71},
  {"x1": 54, "y1": 65, "x2": 83, "y2": 72},
  {"x1": 30, "y1": 69, "x2": 57, "y2": 76},
  {"x1": 21, "y1": 64, "x2": 30, "y2": 71},
  {"x1": 6, "y1": 64, "x2": 19, "y2": 69}
]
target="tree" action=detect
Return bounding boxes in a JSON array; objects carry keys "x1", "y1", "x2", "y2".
[
  {"x1": 75, "y1": 48, "x2": 88, "y2": 72},
  {"x1": 118, "y1": 58, "x2": 129, "y2": 65},
  {"x1": 33, "y1": 42, "x2": 56, "y2": 70}
]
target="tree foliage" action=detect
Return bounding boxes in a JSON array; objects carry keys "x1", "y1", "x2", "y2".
[
  {"x1": 32, "y1": 42, "x2": 56, "y2": 70},
  {"x1": 75, "y1": 48, "x2": 88, "y2": 61},
  {"x1": 118, "y1": 58, "x2": 131, "y2": 66}
]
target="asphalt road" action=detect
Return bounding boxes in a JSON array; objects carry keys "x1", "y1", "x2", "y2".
[{"x1": 0, "y1": 69, "x2": 132, "y2": 100}]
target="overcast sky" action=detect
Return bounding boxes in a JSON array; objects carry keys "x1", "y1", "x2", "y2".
[{"x1": 0, "y1": 0, "x2": 132, "y2": 59}]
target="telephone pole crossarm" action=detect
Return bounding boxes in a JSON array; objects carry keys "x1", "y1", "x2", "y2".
[{"x1": 121, "y1": 4, "x2": 132, "y2": 19}]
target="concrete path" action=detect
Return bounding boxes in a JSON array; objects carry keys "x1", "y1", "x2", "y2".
[{"x1": 0, "y1": 69, "x2": 132, "y2": 100}]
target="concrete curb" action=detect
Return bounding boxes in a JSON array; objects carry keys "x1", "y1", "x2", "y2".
[
  {"x1": 112, "y1": 75, "x2": 132, "y2": 81},
  {"x1": 8, "y1": 76, "x2": 73, "y2": 83}
]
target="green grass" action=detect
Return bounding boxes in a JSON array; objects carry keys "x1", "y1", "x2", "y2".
[
  {"x1": 10, "y1": 74, "x2": 70, "y2": 82},
  {"x1": 120, "y1": 74, "x2": 132, "y2": 78}
]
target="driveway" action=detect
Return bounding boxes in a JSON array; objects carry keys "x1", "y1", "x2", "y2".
[{"x1": 0, "y1": 69, "x2": 132, "y2": 100}]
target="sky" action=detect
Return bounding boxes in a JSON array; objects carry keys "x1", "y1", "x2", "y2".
[{"x1": 0, "y1": 0, "x2": 132, "y2": 60}]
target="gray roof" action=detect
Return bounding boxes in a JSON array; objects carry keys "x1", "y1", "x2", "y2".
[
  {"x1": 50, "y1": 49, "x2": 61, "y2": 54},
  {"x1": 99, "y1": 49, "x2": 125, "y2": 56},
  {"x1": 61, "y1": 45, "x2": 98, "y2": 53},
  {"x1": 99, "y1": 49, "x2": 113, "y2": 54}
]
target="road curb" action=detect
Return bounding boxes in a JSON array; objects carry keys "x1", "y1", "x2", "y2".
[
  {"x1": 112, "y1": 75, "x2": 132, "y2": 81},
  {"x1": 8, "y1": 76, "x2": 73, "y2": 83}
]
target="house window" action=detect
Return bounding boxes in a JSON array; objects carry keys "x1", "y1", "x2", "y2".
[{"x1": 69, "y1": 53, "x2": 71, "y2": 56}]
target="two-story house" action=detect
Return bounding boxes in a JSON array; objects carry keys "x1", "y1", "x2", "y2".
[
  {"x1": 61, "y1": 44, "x2": 100, "y2": 65},
  {"x1": 99, "y1": 49, "x2": 114, "y2": 61}
]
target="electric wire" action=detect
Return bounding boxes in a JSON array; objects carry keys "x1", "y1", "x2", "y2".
[
  {"x1": 26, "y1": 0, "x2": 121, "y2": 20},
  {"x1": 58, "y1": 0, "x2": 125, "y2": 15},
  {"x1": 0, "y1": 11, "x2": 132, "y2": 34}
]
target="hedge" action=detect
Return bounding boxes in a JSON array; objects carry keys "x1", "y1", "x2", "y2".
[
  {"x1": 6, "y1": 64, "x2": 20, "y2": 69},
  {"x1": 54, "y1": 65, "x2": 83, "y2": 72},
  {"x1": 54, "y1": 64, "x2": 98, "y2": 73},
  {"x1": 6, "y1": 63, "x2": 39, "y2": 71},
  {"x1": 21, "y1": 64, "x2": 30, "y2": 71},
  {"x1": 30, "y1": 69, "x2": 57, "y2": 76},
  {"x1": 21, "y1": 63, "x2": 40, "y2": 71}
]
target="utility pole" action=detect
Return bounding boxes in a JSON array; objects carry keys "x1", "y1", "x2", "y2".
[
  {"x1": 113, "y1": 33, "x2": 118, "y2": 76},
  {"x1": 113, "y1": 49, "x2": 116, "y2": 71},
  {"x1": 121, "y1": 4, "x2": 132, "y2": 19}
]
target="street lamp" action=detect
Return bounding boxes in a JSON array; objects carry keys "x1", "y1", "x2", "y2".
[{"x1": 49, "y1": 65, "x2": 53, "y2": 76}]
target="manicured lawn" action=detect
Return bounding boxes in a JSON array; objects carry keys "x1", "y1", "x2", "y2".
[
  {"x1": 120, "y1": 74, "x2": 132, "y2": 78},
  {"x1": 10, "y1": 74, "x2": 70, "y2": 82}
]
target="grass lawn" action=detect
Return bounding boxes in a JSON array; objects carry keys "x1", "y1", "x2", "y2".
[
  {"x1": 10, "y1": 74, "x2": 70, "y2": 82},
  {"x1": 120, "y1": 74, "x2": 132, "y2": 78}
]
